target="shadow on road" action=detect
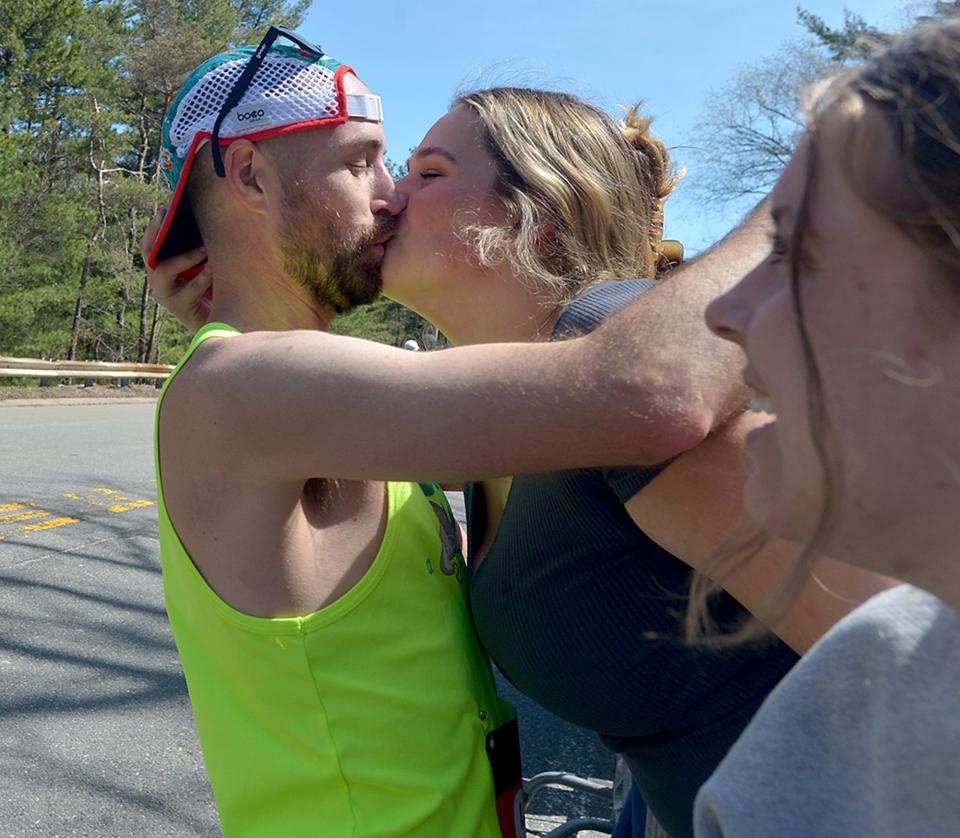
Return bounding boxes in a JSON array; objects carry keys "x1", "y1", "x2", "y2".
[{"x1": 0, "y1": 477, "x2": 219, "y2": 836}]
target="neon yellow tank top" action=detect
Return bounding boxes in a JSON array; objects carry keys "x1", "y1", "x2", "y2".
[{"x1": 155, "y1": 324, "x2": 510, "y2": 837}]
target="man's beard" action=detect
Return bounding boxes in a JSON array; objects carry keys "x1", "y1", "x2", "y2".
[{"x1": 279, "y1": 192, "x2": 397, "y2": 315}]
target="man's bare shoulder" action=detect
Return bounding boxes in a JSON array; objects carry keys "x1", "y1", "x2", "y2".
[
  {"x1": 169, "y1": 330, "x2": 301, "y2": 380},
  {"x1": 159, "y1": 339, "x2": 228, "y2": 433},
  {"x1": 158, "y1": 329, "x2": 357, "y2": 487},
  {"x1": 160, "y1": 330, "x2": 317, "y2": 422},
  {"x1": 157, "y1": 335, "x2": 271, "y2": 475}
]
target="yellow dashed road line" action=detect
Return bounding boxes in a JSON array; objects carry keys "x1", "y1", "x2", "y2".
[
  {"x1": 0, "y1": 510, "x2": 50, "y2": 524},
  {"x1": 0, "y1": 502, "x2": 32, "y2": 513},
  {"x1": 22, "y1": 517, "x2": 80, "y2": 533},
  {"x1": 0, "y1": 487, "x2": 154, "y2": 543},
  {"x1": 108, "y1": 500, "x2": 153, "y2": 513},
  {"x1": 0, "y1": 513, "x2": 80, "y2": 542},
  {"x1": 64, "y1": 488, "x2": 153, "y2": 511},
  {"x1": 63, "y1": 492, "x2": 104, "y2": 506}
]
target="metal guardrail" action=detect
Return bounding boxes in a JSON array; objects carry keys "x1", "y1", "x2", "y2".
[{"x1": 0, "y1": 356, "x2": 173, "y2": 381}]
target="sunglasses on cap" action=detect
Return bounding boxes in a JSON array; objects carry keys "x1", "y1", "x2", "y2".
[{"x1": 210, "y1": 25, "x2": 325, "y2": 178}]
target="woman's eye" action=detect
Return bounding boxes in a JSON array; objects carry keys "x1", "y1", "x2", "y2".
[{"x1": 419, "y1": 170, "x2": 442, "y2": 180}]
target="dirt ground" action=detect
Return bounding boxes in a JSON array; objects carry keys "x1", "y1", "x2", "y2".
[{"x1": 0, "y1": 382, "x2": 162, "y2": 401}]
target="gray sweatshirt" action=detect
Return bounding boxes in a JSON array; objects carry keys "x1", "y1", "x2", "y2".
[{"x1": 695, "y1": 584, "x2": 960, "y2": 837}]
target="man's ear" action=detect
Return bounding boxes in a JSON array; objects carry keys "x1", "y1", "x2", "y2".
[{"x1": 221, "y1": 140, "x2": 275, "y2": 216}]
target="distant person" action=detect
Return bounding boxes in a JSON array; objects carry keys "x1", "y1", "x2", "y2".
[{"x1": 692, "y1": 19, "x2": 960, "y2": 836}]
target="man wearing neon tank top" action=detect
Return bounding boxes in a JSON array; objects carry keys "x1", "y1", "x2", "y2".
[{"x1": 148, "y1": 27, "x2": 762, "y2": 838}]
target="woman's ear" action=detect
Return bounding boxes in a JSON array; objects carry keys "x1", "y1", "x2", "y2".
[{"x1": 531, "y1": 219, "x2": 556, "y2": 252}]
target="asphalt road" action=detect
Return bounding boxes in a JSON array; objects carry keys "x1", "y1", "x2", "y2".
[{"x1": 0, "y1": 401, "x2": 615, "y2": 837}]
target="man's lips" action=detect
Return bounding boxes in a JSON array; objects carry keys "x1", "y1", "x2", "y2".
[{"x1": 361, "y1": 231, "x2": 396, "y2": 261}]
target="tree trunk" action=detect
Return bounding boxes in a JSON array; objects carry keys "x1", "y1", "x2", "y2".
[
  {"x1": 136, "y1": 96, "x2": 149, "y2": 180},
  {"x1": 148, "y1": 299, "x2": 162, "y2": 363},
  {"x1": 69, "y1": 101, "x2": 108, "y2": 361},
  {"x1": 117, "y1": 276, "x2": 130, "y2": 359},
  {"x1": 138, "y1": 273, "x2": 151, "y2": 362},
  {"x1": 68, "y1": 236, "x2": 97, "y2": 360},
  {"x1": 129, "y1": 204, "x2": 152, "y2": 362}
]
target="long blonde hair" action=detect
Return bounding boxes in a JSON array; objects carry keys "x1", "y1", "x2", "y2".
[{"x1": 454, "y1": 88, "x2": 679, "y2": 302}]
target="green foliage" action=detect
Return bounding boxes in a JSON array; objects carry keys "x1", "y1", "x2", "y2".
[
  {"x1": 796, "y1": 8, "x2": 892, "y2": 63},
  {"x1": 385, "y1": 155, "x2": 409, "y2": 180},
  {"x1": 0, "y1": 0, "x2": 85, "y2": 128},
  {"x1": 229, "y1": 0, "x2": 312, "y2": 43},
  {"x1": 799, "y1": 2, "x2": 960, "y2": 62},
  {"x1": 926, "y1": 1, "x2": 960, "y2": 19},
  {"x1": 0, "y1": 283, "x2": 75, "y2": 358},
  {"x1": 330, "y1": 297, "x2": 441, "y2": 349}
]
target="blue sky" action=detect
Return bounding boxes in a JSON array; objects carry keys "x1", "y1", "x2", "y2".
[{"x1": 302, "y1": 1, "x2": 912, "y2": 253}]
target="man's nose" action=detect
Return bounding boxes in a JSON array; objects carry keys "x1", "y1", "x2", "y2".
[{"x1": 372, "y1": 186, "x2": 407, "y2": 217}]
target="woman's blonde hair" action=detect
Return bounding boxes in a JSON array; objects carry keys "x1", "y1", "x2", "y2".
[
  {"x1": 453, "y1": 87, "x2": 679, "y2": 301},
  {"x1": 686, "y1": 18, "x2": 960, "y2": 646}
]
